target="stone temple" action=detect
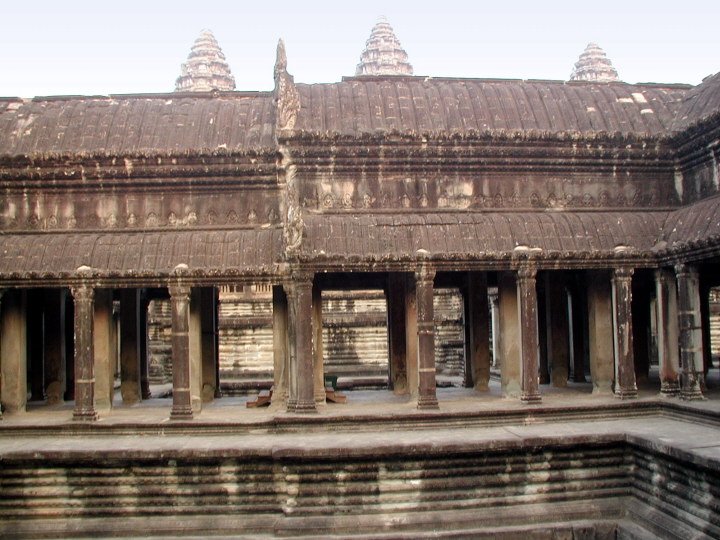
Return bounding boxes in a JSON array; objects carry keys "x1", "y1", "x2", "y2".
[{"x1": 0, "y1": 20, "x2": 719, "y2": 539}]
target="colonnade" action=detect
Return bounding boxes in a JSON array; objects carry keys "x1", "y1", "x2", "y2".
[{"x1": 0, "y1": 262, "x2": 713, "y2": 420}]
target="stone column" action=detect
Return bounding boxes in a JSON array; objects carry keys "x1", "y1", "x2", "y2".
[
  {"x1": 1, "y1": 290, "x2": 27, "y2": 414},
  {"x1": 464, "y1": 272, "x2": 490, "y2": 391},
  {"x1": 612, "y1": 267, "x2": 638, "y2": 399},
  {"x1": 139, "y1": 291, "x2": 151, "y2": 400},
  {"x1": 200, "y1": 287, "x2": 218, "y2": 403},
  {"x1": 94, "y1": 289, "x2": 116, "y2": 410},
  {"x1": 189, "y1": 288, "x2": 203, "y2": 413},
  {"x1": 119, "y1": 289, "x2": 142, "y2": 404},
  {"x1": 71, "y1": 283, "x2": 98, "y2": 421},
  {"x1": 286, "y1": 274, "x2": 316, "y2": 413},
  {"x1": 499, "y1": 272, "x2": 521, "y2": 398},
  {"x1": 312, "y1": 281, "x2": 326, "y2": 405},
  {"x1": 416, "y1": 265, "x2": 438, "y2": 409},
  {"x1": 43, "y1": 289, "x2": 67, "y2": 405},
  {"x1": 272, "y1": 285, "x2": 289, "y2": 407},
  {"x1": 518, "y1": 266, "x2": 541, "y2": 403},
  {"x1": 587, "y1": 271, "x2": 614, "y2": 394},
  {"x1": 387, "y1": 273, "x2": 408, "y2": 394},
  {"x1": 655, "y1": 269, "x2": 680, "y2": 396},
  {"x1": 169, "y1": 277, "x2": 193, "y2": 419},
  {"x1": 405, "y1": 273, "x2": 419, "y2": 400},
  {"x1": 675, "y1": 264, "x2": 705, "y2": 400}
]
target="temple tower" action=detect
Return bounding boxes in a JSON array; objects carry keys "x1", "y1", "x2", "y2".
[
  {"x1": 175, "y1": 29, "x2": 236, "y2": 92},
  {"x1": 355, "y1": 17, "x2": 413, "y2": 76},
  {"x1": 570, "y1": 43, "x2": 620, "y2": 82}
]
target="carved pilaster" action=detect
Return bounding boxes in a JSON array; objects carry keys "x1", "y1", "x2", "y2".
[
  {"x1": 169, "y1": 280, "x2": 193, "y2": 419},
  {"x1": 286, "y1": 273, "x2": 317, "y2": 413},
  {"x1": 517, "y1": 265, "x2": 541, "y2": 403},
  {"x1": 416, "y1": 265, "x2": 438, "y2": 409},
  {"x1": 612, "y1": 267, "x2": 638, "y2": 399},
  {"x1": 71, "y1": 284, "x2": 98, "y2": 421},
  {"x1": 675, "y1": 264, "x2": 705, "y2": 400}
]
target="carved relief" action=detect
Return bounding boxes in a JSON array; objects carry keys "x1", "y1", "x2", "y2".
[{"x1": 322, "y1": 193, "x2": 335, "y2": 209}]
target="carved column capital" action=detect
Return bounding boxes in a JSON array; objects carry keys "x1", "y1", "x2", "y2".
[
  {"x1": 71, "y1": 283, "x2": 95, "y2": 303},
  {"x1": 613, "y1": 266, "x2": 634, "y2": 281},
  {"x1": 674, "y1": 262, "x2": 698, "y2": 279},
  {"x1": 168, "y1": 284, "x2": 191, "y2": 300},
  {"x1": 517, "y1": 265, "x2": 538, "y2": 282},
  {"x1": 290, "y1": 270, "x2": 314, "y2": 285},
  {"x1": 415, "y1": 264, "x2": 435, "y2": 285}
]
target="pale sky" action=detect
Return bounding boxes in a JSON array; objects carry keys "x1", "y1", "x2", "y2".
[{"x1": 1, "y1": 0, "x2": 718, "y2": 98}]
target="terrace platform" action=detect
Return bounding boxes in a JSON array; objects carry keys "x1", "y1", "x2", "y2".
[{"x1": 1, "y1": 376, "x2": 719, "y2": 539}]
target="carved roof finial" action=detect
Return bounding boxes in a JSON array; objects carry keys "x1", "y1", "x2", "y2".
[
  {"x1": 274, "y1": 39, "x2": 300, "y2": 131},
  {"x1": 355, "y1": 17, "x2": 413, "y2": 76},
  {"x1": 175, "y1": 29, "x2": 236, "y2": 92},
  {"x1": 570, "y1": 42, "x2": 620, "y2": 83}
]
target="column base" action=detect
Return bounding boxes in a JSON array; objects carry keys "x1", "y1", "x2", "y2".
[
  {"x1": 72, "y1": 408, "x2": 99, "y2": 422},
  {"x1": 680, "y1": 373, "x2": 705, "y2": 401},
  {"x1": 521, "y1": 392, "x2": 542, "y2": 404},
  {"x1": 614, "y1": 388, "x2": 638, "y2": 400},
  {"x1": 287, "y1": 399, "x2": 317, "y2": 413},
  {"x1": 170, "y1": 406, "x2": 194, "y2": 420},
  {"x1": 417, "y1": 394, "x2": 439, "y2": 410},
  {"x1": 660, "y1": 381, "x2": 680, "y2": 397}
]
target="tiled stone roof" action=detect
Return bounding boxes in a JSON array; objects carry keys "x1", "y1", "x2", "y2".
[
  {"x1": 0, "y1": 93, "x2": 275, "y2": 158},
  {"x1": 0, "y1": 229, "x2": 282, "y2": 278},
  {"x1": 302, "y1": 211, "x2": 668, "y2": 260},
  {"x1": 670, "y1": 71, "x2": 720, "y2": 133},
  {"x1": 293, "y1": 78, "x2": 688, "y2": 138}
]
